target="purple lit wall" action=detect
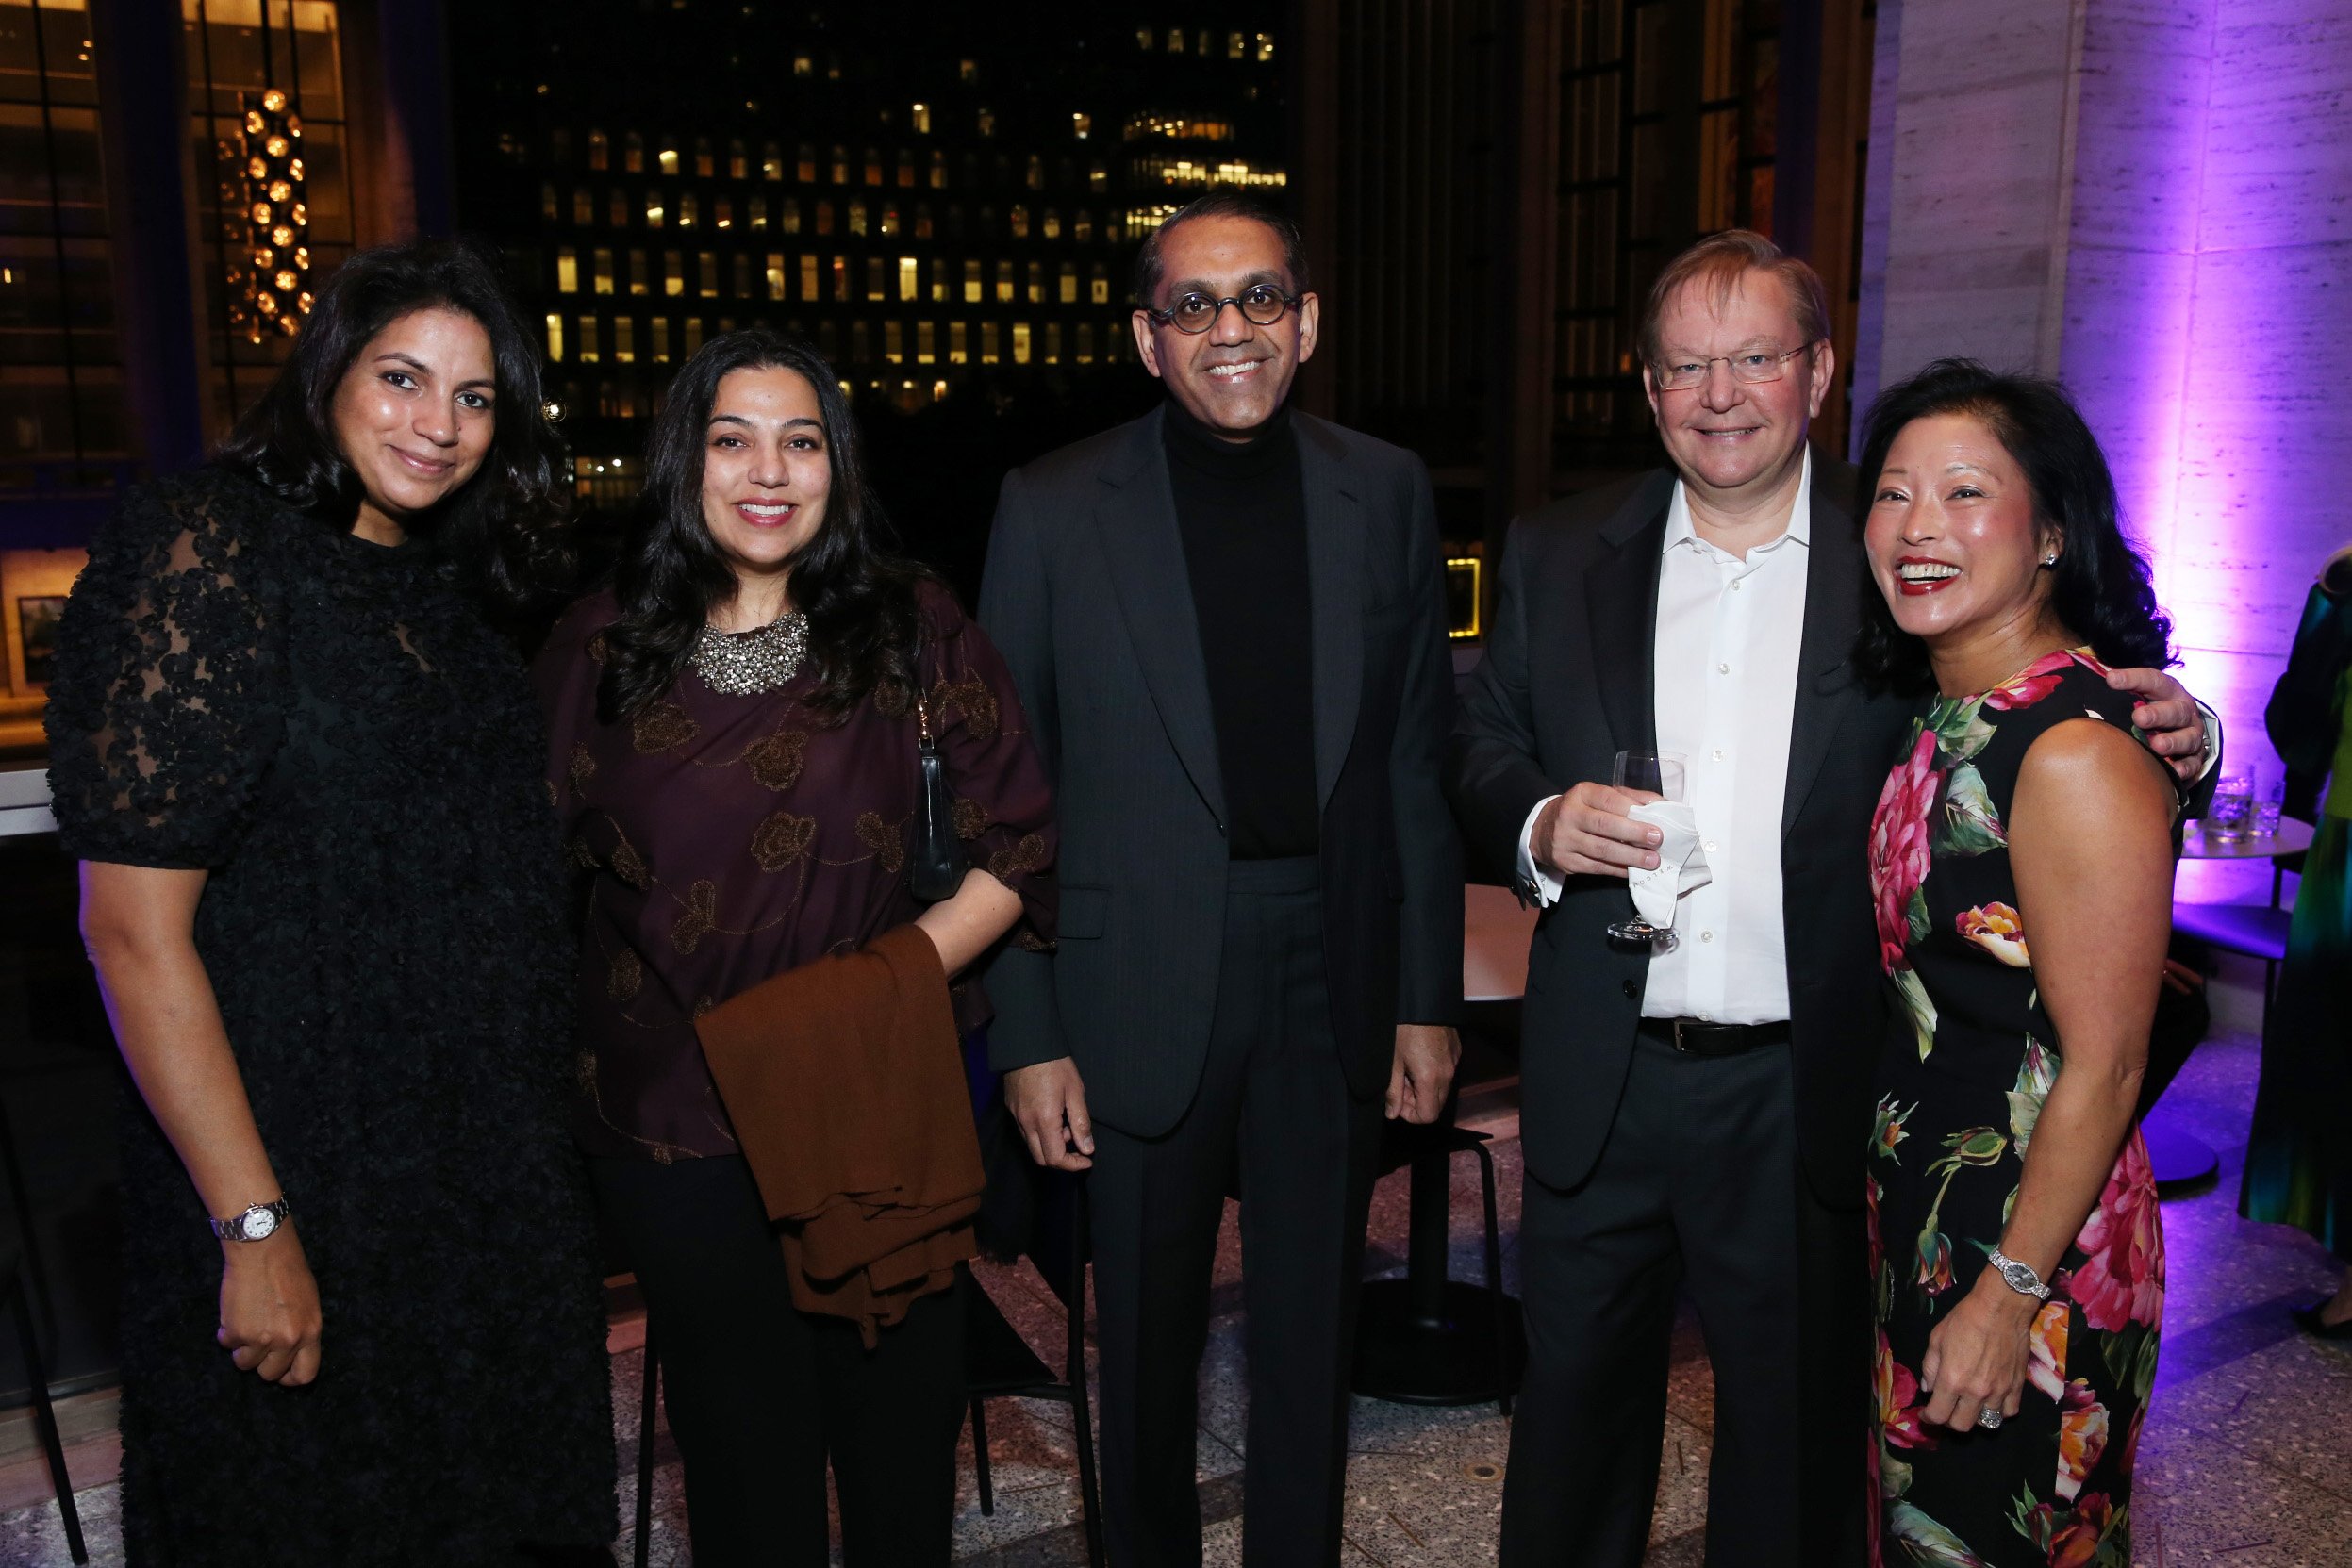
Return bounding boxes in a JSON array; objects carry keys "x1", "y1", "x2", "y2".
[{"x1": 1853, "y1": 0, "x2": 2352, "y2": 903}]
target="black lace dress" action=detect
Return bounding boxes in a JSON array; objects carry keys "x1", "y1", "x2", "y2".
[{"x1": 44, "y1": 469, "x2": 616, "y2": 1565}]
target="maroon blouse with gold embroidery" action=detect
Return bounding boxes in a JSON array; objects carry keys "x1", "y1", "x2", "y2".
[{"x1": 536, "y1": 581, "x2": 1056, "y2": 1161}]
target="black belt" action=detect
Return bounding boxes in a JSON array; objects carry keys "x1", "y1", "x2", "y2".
[{"x1": 1637, "y1": 1017, "x2": 1790, "y2": 1059}]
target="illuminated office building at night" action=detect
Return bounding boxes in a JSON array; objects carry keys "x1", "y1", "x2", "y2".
[{"x1": 448, "y1": 5, "x2": 1289, "y2": 509}]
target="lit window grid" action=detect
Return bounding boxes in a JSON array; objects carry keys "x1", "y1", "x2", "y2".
[
  {"x1": 541, "y1": 304, "x2": 1131, "y2": 374},
  {"x1": 1548, "y1": 0, "x2": 1783, "y2": 449},
  {"x1": 517, "y1": 70, "x2": 1290, "y2": 428},
  {"x1": 1129, "y1": 157, "x2": 1287, "y2": 189},
  {"x1": 523, "y1": 134, "x2": 1142, "y2": 380},
  {"x1": 514, "y1": 36, "x2": 1281, "y2": 457},
  {"x1": 537, "y1": 123, "x2": 1140, "y2": 240},
  {"x1": 0, "y1": 0, "x2": 128, "y2": 484},
  {"x1": 1134, "y1": 26, "x2": 1279, "y2": 62}
]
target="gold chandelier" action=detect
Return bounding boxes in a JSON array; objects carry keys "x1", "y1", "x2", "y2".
[{"x1": 223, "y1": 88, "x2": 313, "y2": 343}]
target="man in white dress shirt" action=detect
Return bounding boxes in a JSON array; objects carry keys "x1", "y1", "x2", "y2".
[{"x1": 1447, "y1": 231, "x2": 2212, "y2": 1567}]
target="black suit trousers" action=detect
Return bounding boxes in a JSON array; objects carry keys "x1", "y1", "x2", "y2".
[
  {"x1": 1086, "y1": 857, "x2": 1385, "y2": 1568},
  {"x1": 1500, "y1": 1036, "x2": 1867, "y2": 1568}
]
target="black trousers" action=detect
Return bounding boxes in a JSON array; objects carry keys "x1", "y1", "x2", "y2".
[
  {"x1": 1500, "y1": 1034, "x2": 1867, "y2": 1568},
  {"x1": 591, "y1": 1153, "x2": 966, "y2": 1568},
  {"x1": 1086, "y1": 857, "x2": 1385, "y2": 1568}
]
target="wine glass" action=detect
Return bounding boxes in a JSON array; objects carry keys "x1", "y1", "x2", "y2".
[{"x1": 1606, "y1": 749, "x2": 1688, "y2": 951}]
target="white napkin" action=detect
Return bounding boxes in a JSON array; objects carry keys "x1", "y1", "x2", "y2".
[{"x1": 1626, "y1": 800, "x2": 1712, "y2": 929}]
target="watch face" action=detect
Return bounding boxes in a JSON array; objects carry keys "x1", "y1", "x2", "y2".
[{"x1": 240, "y1": 1205, "x2": 279, "y2": 1241}]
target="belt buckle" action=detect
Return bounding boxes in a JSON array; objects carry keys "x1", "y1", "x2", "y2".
[{"x1": 1671, "y1": 1019, "x2": 1693, "y2": 1053}]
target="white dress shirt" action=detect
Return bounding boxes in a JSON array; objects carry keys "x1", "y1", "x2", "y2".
[{"x1": 1517, "y1": 451, "x2": 1814, "y2": 1024}]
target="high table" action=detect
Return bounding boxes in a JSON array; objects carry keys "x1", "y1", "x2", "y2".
[
  {"x1": 2147, "y1": 817, "x2": 2316, "y2": 1190},
  {"x1": 1350, "y1": 883, "x2": 1537, "y2": 1407},
  {"x1": 2180, "y1": 816, "x2": 2315, "y2": 863},
  {"x1": 0, "y1": 767, "x2": 56, "y2": 840}
]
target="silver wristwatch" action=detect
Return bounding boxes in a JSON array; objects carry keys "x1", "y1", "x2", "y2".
[
  {"x1": 211, "y1": 1198, "x2": 290, "y2": 1243},
  {"x1": 1984, "y1": 1247, "x2": 2050, "y2": 1302}
]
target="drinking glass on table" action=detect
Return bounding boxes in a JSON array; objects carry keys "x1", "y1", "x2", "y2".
[
  {"x1": 2256, "y1": 781, "x2": 2284, "y2": 838},
  {"x1": 2207, "y1": 767, "x2": 2255, "y2": 842},
  {"x1": 1606, "y1": 749, "x2": 1688, "y2": 951}
]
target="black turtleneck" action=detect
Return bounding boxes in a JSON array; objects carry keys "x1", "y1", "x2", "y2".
[{"x1": 1163, "y1": 398, "x2": 1319, "y2": 859}]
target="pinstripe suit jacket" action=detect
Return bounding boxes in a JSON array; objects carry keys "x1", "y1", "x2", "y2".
[{"x1": 975, "y1": 405, "x2": 1464, "y2": 1137}]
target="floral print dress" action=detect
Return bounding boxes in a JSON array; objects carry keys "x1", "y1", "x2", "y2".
[{"x1": 1865, "y1": 651, "x2": 2165, "y2": 1568}]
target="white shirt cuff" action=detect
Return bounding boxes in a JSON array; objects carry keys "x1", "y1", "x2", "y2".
[{"x1": 1516, "y1": 795, "x2": 1565, "y2": 908}]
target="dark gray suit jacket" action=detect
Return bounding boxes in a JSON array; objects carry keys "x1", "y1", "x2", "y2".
[
  {"x1": 1448, "y1": 459, "x2": 1910, "y2": 1208},
  {"x1": 977, "y1": 405, "x2": 1464, "y2": 1138}
]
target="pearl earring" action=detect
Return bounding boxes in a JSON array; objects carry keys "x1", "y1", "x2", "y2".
[{"x1": 2042, "y1": 553, "x2": 2058, "y2": 567}]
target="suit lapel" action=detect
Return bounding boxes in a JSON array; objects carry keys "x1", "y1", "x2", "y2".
[
  {"x1": 1588, "y1": 475, "x2": 1675, "y2": 756},
  {"x1": 1093, "y1": 409, "x2": 1226, "y2": 823},
  {"x1": 1781, "y1": 458, "x2": 1864, "y2": 839},
  {"x1": 1300, "y1": 416, "x2": 1365, "y2": 808}
]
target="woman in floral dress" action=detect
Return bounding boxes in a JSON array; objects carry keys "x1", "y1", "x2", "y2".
[{"x1": 1855, "y1": 361, "x2": 2178, "y2": 1567}]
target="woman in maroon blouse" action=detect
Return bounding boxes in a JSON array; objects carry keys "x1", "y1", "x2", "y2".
[{"x1": 536, "y1": 329, "x2": 1055, "y2": 1564}]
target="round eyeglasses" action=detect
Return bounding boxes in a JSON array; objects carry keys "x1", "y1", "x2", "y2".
[
  {"x1": 1145, "y1": 283, "x2": 1301, "y2": 334},
  {"x1": 1650, "y1": 341, "x2": 1818, "y2": 392}
]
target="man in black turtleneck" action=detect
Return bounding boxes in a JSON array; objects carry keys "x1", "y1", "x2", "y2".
[
  {"x1": 979, "y1": 192, "x2": 1464, "y2": 1568},
  {"x1": 1164, "y1": 395, "x2": 1319, "y2": 859}
]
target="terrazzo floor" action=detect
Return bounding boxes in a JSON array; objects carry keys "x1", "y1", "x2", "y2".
[{"x1": 2, "y1": 1029, "x2": 2345, "y2": 1566}]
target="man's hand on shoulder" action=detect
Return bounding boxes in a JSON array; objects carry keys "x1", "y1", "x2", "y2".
[
  {"x1": 1005, "y1": 1057, "x2": 1095, "y2": 1171},
  {"x1": 2102, "y1": 667, "x2": 2210, "y2": 784}
]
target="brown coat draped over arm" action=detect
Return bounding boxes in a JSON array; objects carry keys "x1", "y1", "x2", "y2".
[{"x1": 695, "y1": 923, "x2": 984, "y2": 1346}]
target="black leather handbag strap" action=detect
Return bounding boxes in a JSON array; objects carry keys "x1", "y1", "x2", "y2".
[{"x1": 909, "y1": 686, "x2": 964, "y2": 902}]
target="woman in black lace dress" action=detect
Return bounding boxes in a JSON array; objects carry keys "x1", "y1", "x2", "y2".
[{"x1": 45, "y1": 240, "x2": 616, "y2": 1565}]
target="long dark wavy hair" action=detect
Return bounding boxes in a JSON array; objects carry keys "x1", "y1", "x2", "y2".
[
  {"x1": 597, "y1": 328, "x2": 927, "y2": 722},
  {"x1": 1853, "y1": 358, "x2": 2172, "y2": 694},
  {"x1": 216, "y1": 236, "x2": 572, "y2": 622}
]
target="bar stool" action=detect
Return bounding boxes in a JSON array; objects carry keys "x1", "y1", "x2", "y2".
[
  {"x1": 0, "y1": 1214, "x2": 84, "y2": 1563},
  {"x1": 2173, "y1": 820, "x2": 2314, "y2": 1029},
  {"x1": 964, "y1": 1182, "x2": 1102, "y2": 1566},
  {"x1": 1349, "y1": 1116, "x2": 1521, "y2": 1414}
]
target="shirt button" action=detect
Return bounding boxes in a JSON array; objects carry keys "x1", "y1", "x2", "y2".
[
  {"x1": 1697, "y1": 1012, "x2": 1714, "y2": 1022},
  {"x1": 1703, "y1": 840, "x2": 1718, "y2": 852},
  {"x1": 1712, "y1": 748, "x2": 1725, "y2": 762},
  {"x1": 1731, "y1": 580, "x2": 1743, "y2": 592},
  {"x1": 1700, "y1": 930, "x2": 1715, "y2": 943}
]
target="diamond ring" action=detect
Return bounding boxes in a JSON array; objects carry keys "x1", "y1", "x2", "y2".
[{"x1": 1977, "y1": 1406, "x2": 2004, "y2": 1429}]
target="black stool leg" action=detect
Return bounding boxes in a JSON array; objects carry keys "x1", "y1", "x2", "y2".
[
  {"x1": 0, "y1": 1102, "x2": 59, "y2": 1357},
  {"x1": 1474, "y1": 1142, "x2": 1512, "y2": 1418},
  {"x1": 635, "y1": 1318, "x2": 657, "y2": 1568},
  {"x1": 1067, "y1": 1194, "x2": 1103, "y2": 1568},
  {"x1": 971, "y1": 1397, "x2": 995, "y2": 1515},
  {"x1": 8, "y1": 1275, "x2": 83, "y2": 1564}
]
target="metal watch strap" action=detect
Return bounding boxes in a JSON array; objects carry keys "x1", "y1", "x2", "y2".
[
  {"x1": 1985, "y1": 1247, "x2": 2051, "y2": 1302},
  {"x1": 211, "y1": 1197, "x2": 290, "y2": 1243}
]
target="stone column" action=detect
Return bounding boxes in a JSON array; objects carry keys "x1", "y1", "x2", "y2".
[
  {"x1": 1486, "y1": 0, "x2": 1562, "y2": 552},
  {"x1": 90, "y1": 0, "x2": 207, "y2": 480},
  {"x1": 1854, "y1": 0, "x2": 2352, "y2": 818}
]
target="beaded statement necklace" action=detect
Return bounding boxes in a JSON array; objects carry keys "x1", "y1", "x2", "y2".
[{"x1": 690, "y1": 610, "x2": 811, "y2": 695}]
